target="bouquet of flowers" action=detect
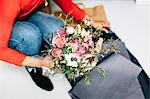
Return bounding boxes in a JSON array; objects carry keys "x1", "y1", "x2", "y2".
[{"x1": 43, "y1": 15, "x2": 111, "y2": 84}]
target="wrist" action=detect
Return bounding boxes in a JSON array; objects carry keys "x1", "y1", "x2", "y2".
[
  {"x1": 21, "y1": 56, "x2": 44, "y2": 68},
  {"x1": 40, "y1": 58, "x2": 45, "y2": 67}
]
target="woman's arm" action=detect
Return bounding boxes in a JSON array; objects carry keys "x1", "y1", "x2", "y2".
[
  {"x1": 0, "y1": 0, "x2": 26, "y2": 66},
  {"x1": 54, "y1": 0, "x2": 86, "y2": 21},
  {"x1": 54, "y1": 0, "x2": 110, "y2": 32},
  {"x1": 21, "y1": 56, "x2": 52, "y2": 68}
]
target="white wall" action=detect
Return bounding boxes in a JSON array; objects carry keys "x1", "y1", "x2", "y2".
[
  {"x1": 136, "y1": 0, "x2": 150, "y2": 4},
  {"x1": 148, "y1": 6, "x2": 150, "y2": 76}
]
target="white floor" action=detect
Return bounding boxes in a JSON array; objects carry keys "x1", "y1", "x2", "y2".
[
  {"x1": 0, "y1": 61, "x2": 72, "y2": 99},
  {"x1": 0, "y1": 1, "x2": 149, "y2": 99}
]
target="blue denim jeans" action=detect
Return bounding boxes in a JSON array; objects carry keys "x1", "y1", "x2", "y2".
[{"x1": 9, "y1": 11, "x2": 64, "y2": 71}]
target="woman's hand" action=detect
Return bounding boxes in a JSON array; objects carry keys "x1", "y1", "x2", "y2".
[
  {"x1": 83, "y1": 15, "x2": 110, "y2": 33},
  {"x1": 41, "y1": 56, "x2": 53, "y2": 69},
  {"x1": 21, "y1": 56, "x2": 52, "y2": 69},
  {"x1": 92, "y1": 21, "x2": 110, "y2": 33}
]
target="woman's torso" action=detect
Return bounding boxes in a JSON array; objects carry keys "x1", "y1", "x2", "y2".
[{"x1": 18, "y1": 0, "x2": 44, "y2": 19}]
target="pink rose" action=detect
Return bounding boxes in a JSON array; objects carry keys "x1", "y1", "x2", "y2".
[
  {"x1": 51, "y1": 48, "x2": 62, "y2": 58},
  {"x1": 82, "y1": 42, "x2": 89, "y2": 49},
  {"x1": 74, "y1": 46, "x2": 86, "y2": 56},
  {"x1": 57, "y1": 28, "x2": 67, "y2": 36},
  {"x1": 52, "y1": 35, "x2": 66, "y2": 48},
  {"x1": 71, "y1": 40, "x2": 79, "y2": 44},
  {"x1": 89, "y1": 37, "x2": 94, "y2": 48},
  {"x1": 70, "y1": 40, "x2": 79, "y2": 47}
]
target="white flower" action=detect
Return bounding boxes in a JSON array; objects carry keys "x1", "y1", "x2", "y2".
[
  {"x1": 84, "y1": 19, "x2": 92, "y2": 26},
  {"x1": 81, "y1": 28, "x2": 88, "y2": 38},
  {"x1": 76, "y1": 24, "x2": 81, "y2": 33},
  {"x1": 94, "y1": 38, "x2": 103, "y2": 53},
  {"x1": 71, "y1": 43, "x2": 78, "y2": 52},
  {"x1": 66, "y1": 27, "x2": 75, "y2": 34},
  {"x1": 65, "y1": 53, "x2": 80, "y2": 67},
  {"x1": 42, "y1": 67, "x2": 55, "y2": 77}
]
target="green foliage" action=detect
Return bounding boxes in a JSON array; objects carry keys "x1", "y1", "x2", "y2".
[
  {"x1": 62, "y1": 46, "x2": 73, "y2": 54},
  {"x1": 97, "y1": 68, "x2": 107, "y2": 77}
]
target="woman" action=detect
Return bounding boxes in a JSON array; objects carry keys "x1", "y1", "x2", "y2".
[{"x1": 0, "y1": 0, "x2": 109, "y2": 91}]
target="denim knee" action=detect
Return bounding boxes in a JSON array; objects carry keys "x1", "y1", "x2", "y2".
[
  {"x1": 27, "y1": 11, "x2": 64, "y2": 44},
  {"x1": 9, "y1": 21, "x2": 42, "y2": 56}
]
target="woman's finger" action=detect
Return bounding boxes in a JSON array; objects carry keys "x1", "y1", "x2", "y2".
[
  {"x1": 95, "y1": 21, "x2": 110, "y2": 28},
  {"x1": 102, "y1": 23, "x2": 110, "y2": 28},
  {"x1": 101, "y1": 27, "x2": 109, "y2": 33}
]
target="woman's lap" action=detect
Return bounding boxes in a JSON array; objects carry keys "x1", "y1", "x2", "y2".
[
  {"x1": 9, "y1": 21, "x2": 42, "y2": 56},
  {"x1": 9, "y1": 11, "x2": 64, "y2": 56}
]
